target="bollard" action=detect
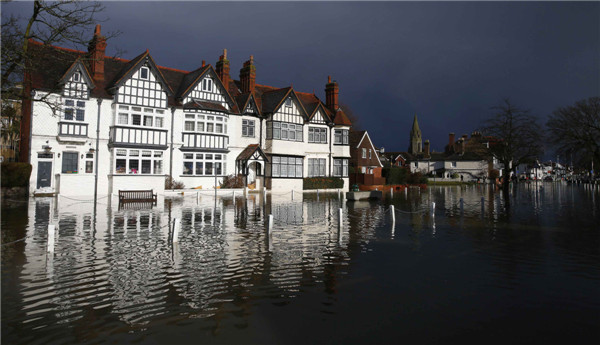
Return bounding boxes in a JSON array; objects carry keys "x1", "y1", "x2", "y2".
[
  {"x1": 317, "y1": 189, "x2": 320, "y2": 198},
  {"x1": 196, "y1": 191, "x2": 199, "y2": 203},
  {"x1": 263, "y1": 187, "x2": 266, "y2": 198},
  {"x1": 481, "y1": 196, "x2": 485, "y2": 214},
  {"x1": 172, "y1": 218, "x2": 181, "y2": 243},
  {"x1": 233, "y1": 191, "x2": 236, "y2": 207},
  {"x1": 390, "y1": 205, "x2": 395, "y2": 223},
  {"x1": 390, "y1": 188, "x2": 393, "y2": 197},
  {"x1": 460, "y1": 198, "x2": 464, "y2": 212},
  {"x1": 338, "y1": 208, "x2": 343, "y2": 228},
  {"x1": 292, "y1": 189, "x2": 295, "y2": 200},
  {"x1": 47, "y1": 224, "x2": 55, "y2": 253},
  {"x1": 267, "y1": 214, "x2": 273, "y2": 234},
  {"x1": 405, "y1": 188, "x2": 408, "y2": 197},
  {"x1": 338, "y1": 189, "x2": 341, "y2": 199},
  {"x1": 432, "y1": 202, "x2": 436, "y2": 214}
]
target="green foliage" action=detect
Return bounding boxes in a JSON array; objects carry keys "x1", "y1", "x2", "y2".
[
  {"x1": 382, "y1": 166, "x2": 426, "y2": 184},
  {"x1": 220, "y1": 174, "x2": 244, "y2": 188},
  {"x1": 303, "y1": 177, "x2": 344, "y2": 190},
  {"x1": 1, "y1": 163, "x2": 32, "y2": 187},
  {"x1": 382, "y1": 166, "x2": 409, "y2": 184}
]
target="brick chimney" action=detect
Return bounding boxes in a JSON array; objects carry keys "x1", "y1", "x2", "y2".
[
  {"x1": 215, "y1": 49, "x2": 230, "y2": 89},
  {"x1": 424, "y1": 140, "x2": 430, "y2": 156},
  {"x1": 325, "y1": 76, "x2": 339, "y2": 112},
  {"x1": 239, "y1": 55, "x2": 256, "y2": 93},
  {"x1": 449, "y1": 133, "x2": 455, "y2": 148},
  {"x1": 88, "y1": 24, "x2": 107, "y2": 82}
]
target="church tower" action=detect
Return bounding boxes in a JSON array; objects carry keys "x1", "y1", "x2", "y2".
[{"x1": 409, "y1": 114, "x2": 422, "y2": 155}]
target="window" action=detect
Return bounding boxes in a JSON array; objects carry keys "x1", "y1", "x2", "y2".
[
  {"x1": 242, "y1": 119, "x2": 255, "y2": 137},
  {"x1": 185, "y1": 121, "x2": 195, "y2": 131},
  {"x1": 85, "y1": 153, "x2": 94, "y2": 173},
  {"x1": 62, "y1": 152, "x2": 78, "y2": 173},
  {"x1": 308, "y1": 127, "x2": 327, "y2": 143},
  {"x1": 117, "y1": 105, "x2": 164, "y2": 128},
  {"x1": 361, "y1": 166, "x2": 366, "y2": 174},
  {"x1": 334, "y1": 129, "x2": 349, "y2": 145},
  {"x1": 267, "y1": 121, "x2": 302, "y2": 142},
  {"x1": 140, "y1": 67, "x2": 149, "y2": 80},
  {"x1": 182, "y1": 153, "x2": 226, "y2": 176},
  {"x1": 285, "y1": 97, "x2": 292, "y2": 107},
  {"x1": 362, "y1": 148, "x2": 367, "y2": 158},
  {"x1": 451, "y1": 161, "x2": 457, "y2": 168},
  {"x1": 114, "y1": 149, "x2": 163, "y2": 174},
  {"x1": 369, "y1": 149, "x2": 372, "y2": 159},
  {"x1": 308, "y1": 158, "x2": 327, "y2": 177},
  {"x1": 64, "y1": 99, "x2": 85, "y2": 121},
  {"x1": 270, "y1": 156, "x2": 303, "y2": 178},
  {"x1": 202, "y1": 78, "x2": 213, "y2": 92},
  {"x1": 333, "y1": 158, "x2": 349, "y2": 177},
  {"x1": 73, "y1": 72, "x2": 80, "y2": 82}
]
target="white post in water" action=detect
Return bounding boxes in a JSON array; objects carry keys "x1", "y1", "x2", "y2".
[
  {"x1": 267, "y1": 214, "x2": 273, "y2": 234},
  {"x1": 405, "y1": 188, "x2": 408, "y2": 197},
  {"x1": 47, "y1": 224, "x2": 55, "y2": 253},
  {"x1": 233, "y1": 191, "x2": 236, "y2": 207},
  {"x1": 338, "y1": 189, "x2": 341, "y2": 199},
  {"x1": 317, "y1": 189, "x2": 320, "y2": 198},
  {"x1": 338, "y1": 208, "x2": 343, "y2": 244},
  {"x1": 390, "y1": 188, "x2": 393, "y2": 198},
  {"x1": 196, "y1": 191, "x2": 199, "y2": 203},
  {"x1": 432, "y1": 202, "x2": 436, "y2": 214},
  {"x1": 292, "y1": 189, "x2": 295, "y2": 200},
  {"x1": 390, "y1": 205, "x2": 396, "y2": 223},
  {"x1": 172, "y1": 218, "x2": 181, "y2": 243},
  {"x1": 460, "y1": 198, "x2": 464, "y2": 213},
  {"x1": 263, "y1": 187, "x2": 267, "y2": 199}
]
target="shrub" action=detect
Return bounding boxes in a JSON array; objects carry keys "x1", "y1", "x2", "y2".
[
  {"x1": 1, "y1": 163, "x2": 32, "y2": 187},
  {"x1": 407, "y1": 171, "x2": 428, "y2": 185},
  {"x1": 303, "y1": 177, "x2": 344, "y2": 190},
  {"x1": 382, "y1": 166, "x2": 409, "y2": 185},
  {"x1": 221, "y1": 174, "x2": 245, "y2": 188},
  {"x1": 165, "y1": 176, "x2": 184, "y2": 189}
]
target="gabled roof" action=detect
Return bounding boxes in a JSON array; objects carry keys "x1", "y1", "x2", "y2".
[
  {"x1": 349, "y1": 130, "x2": 384, "y2": 167},
  {"x1": 58, "y1": 58, "x2": 95, "y2": 89},
  {"x1": 236, "y1": 144, "x2": 269, "y2": 163},
  {"x1": 176, "y1": 65, "x2": 210, "y2": 98},
  {"x1": 235, "y1": 92, "x2": 261, "y2": 116},
  {"x1": 109, "y1": 50, "x2": 174, "y2": 96}
]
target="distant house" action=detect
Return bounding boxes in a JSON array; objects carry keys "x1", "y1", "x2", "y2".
[
  {"x1": 349, "y1": 130, "x2": 385, "y2": 186},
  {"x1": 379, "y1": 151, "x2": 411, "y2": 168}
]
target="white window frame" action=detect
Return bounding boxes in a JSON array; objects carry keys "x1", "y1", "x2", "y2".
[
  {"x1": 271, "y1": 156, "x2": 303, "y2": 178},
  {"x1": 114, "y1": 148, "x2": 163, "y2": 175},
  {"x1": 242, "y1": 119, "x2": 255, "y2": 137},
  {"x1": 308, "y1": 158, "x2": 327, "y2": 177},
  {"x1": 73, "y1": 71, "x2": 81, "y2": 82},
  {"x1": 64, "y1": 99, "x2": 86, "y2": 122},
  {"x1": 182, "y1": 153, "x2": 226, "y2": 176},
  {"x1": 267, "y1": 121, "x2": 302, "y2": 142},
  {"x1": 202, "y1": 78, "x2": 213, "y2": 92},
  {"x1": 333, "y1": 158, "x2": 348, "y2": 177},
  {"x1": 334, "y1": 129, "x2": 349, "y2": 145},
  {"x1": 117, "y1": 105, "x2": 164, "y2": 128},
  {"x1": 183, "y1": 112, "x2": 227, "y2": 134},
  {"x1": 308, "y1": 127, "x2": 327, "y2": 143},
  {"x1": 284, "y1": 97, "x2": 292, "y2": 107},
  {"x1": 140, "y1": 67, "x2": 149, "y2": 80},
  {"x1": 362, "y1": 148, "x2": 367, "y2": 158}
]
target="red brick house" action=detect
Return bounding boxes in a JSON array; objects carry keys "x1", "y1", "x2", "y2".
[{"x1": 349, "y1": 130, "x2": 385, "y2": 186}]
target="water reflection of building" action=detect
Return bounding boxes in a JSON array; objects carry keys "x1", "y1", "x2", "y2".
[{"x1": 16, "y1": 193, "x2": 372, "y2": 329}]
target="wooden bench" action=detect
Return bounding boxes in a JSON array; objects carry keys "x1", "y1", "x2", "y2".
[{"x1": 118, "y1": 190, "x2": 157, "y2": 208}]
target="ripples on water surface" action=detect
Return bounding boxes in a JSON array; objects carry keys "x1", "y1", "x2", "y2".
[{"x1": 2, "y1": 184, "x2": 599, "y2": 344}]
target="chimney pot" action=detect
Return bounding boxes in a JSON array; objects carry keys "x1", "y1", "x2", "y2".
[
  {"x1": 325, "y1": 76, "x2": 339, "y2": 112},
  {"x1": 202, "y1": 60, "x2": 205, "y2": 67},
  {"x1": 216, "y1": 50, "x2": 231, "y2": 90},
  {"x1": 223, "y1": 48, "x2": 227, "y2": 59},
  {"x1": 88, "y1": 24, "x2": 107, "y2": 82}
]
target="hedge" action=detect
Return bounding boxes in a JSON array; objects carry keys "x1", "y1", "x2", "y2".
[
  {"x1": 1, "y1": 163, "x2": 32, "y2": 187},
  {"x1": 303, "y1": 177, "x2": 344, "y2": 190},
  {"x1": 382, "y1": 166, "x2": 428, "y2": 185}
]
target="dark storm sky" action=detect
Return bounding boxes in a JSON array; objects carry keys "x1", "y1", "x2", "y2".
[{"x1": 5, "y1": 1, "x2": 599, "y2": 153}]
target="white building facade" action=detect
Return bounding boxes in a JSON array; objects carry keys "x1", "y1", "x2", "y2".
[{"x1": 22, "y1": 26, "x2": 352, "y2": 196}]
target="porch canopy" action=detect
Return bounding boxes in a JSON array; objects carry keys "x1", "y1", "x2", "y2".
[{"x1": 235, "y1": 144, "x2": 269, "y2": 176}]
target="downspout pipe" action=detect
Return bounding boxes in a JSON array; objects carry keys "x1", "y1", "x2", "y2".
[
  {"x1": 169, "y1": 107, "x2": 175, "y2": 182},
  {"x1": 94, "y1": 98, "x2": 102, "y2": 203}
]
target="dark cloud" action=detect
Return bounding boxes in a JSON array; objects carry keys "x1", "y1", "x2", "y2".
[{"x1": 4, "y1": 1, "x2": 598, "y2": 153}]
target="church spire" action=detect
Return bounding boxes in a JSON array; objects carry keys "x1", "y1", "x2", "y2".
[{"x1": 409, "y1": 113, "x2": 423, "y2": 155}]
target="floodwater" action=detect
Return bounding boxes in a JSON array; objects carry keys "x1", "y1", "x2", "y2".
[{"x1": 2, "y1": 184, "x2": 599, "y2": 344}]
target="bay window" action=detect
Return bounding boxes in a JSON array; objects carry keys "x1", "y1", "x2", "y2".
[
  {"x1": 308, "y1": 127, "x2": 327, "y2": 143},
  {"x1": 271, "y1": 156, "x2": 303, "y2": 178},
  {"x1": 308, "y1": 158, "x2": 327, "y2": 177},
  {"x1": 334, "y1": 129, "x2": 349, "y2": 145},
  {"x1": 333, "y1": 158, "x2": 349, "y2": 177},
  {"x1": 182, "y1": 153, "x2": 226, "y2": 176},
  {"x1": 267, "y1": 121, "x2": 303, "y2": 142},
  {"x1": 115, "y1": 149, "x2": 163, "y2": 174}
]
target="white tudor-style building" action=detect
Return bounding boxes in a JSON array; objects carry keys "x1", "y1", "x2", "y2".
[{"x1": 20, "y1": 26, "x2": 352, "y2": 196}]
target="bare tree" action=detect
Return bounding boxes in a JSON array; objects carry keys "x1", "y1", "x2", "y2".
[
  {"x1": 546, "y1": 97, "x2": 600, "y2": 172},
  {"x1": 1, "y1": 0, "x2": 118, "y2": 112},
  {"x1": 481, "y1": 99, "x2": 544, "y2": 190},
  {"x1": 339, "y1": 103, "x2": 361, "y2": 130}
]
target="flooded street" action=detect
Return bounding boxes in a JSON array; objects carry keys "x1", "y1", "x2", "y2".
[{"x1": 2, "y1": 184, "x2": 599, "y2": 344}]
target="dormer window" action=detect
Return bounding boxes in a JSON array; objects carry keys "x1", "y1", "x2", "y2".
[
  {"x1": 73, "y1": 71, "x2": 80, "y2": 82},
  {"x1": 285, "y1": 97, "x2": 292, "y2": 107},
  {"x1": 202, "y1": 78, "x2": 213, "y2": 92},
  {"x1": 140, "y1": 67, "x2": 149, "y2": 80}
]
